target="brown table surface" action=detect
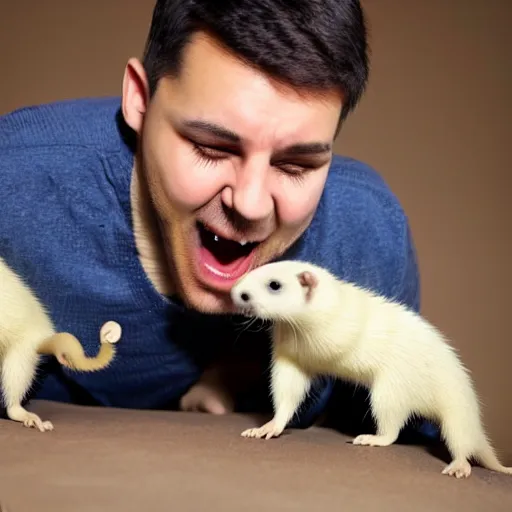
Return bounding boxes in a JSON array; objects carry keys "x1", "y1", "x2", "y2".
[{"x1": 0, "y1": 400, "x2": 510, "y2": 511}]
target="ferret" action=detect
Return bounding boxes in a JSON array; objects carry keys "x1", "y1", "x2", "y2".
[
  {"x1": 0, "y1": 255, "x2": 121, "y2": 432},
  {"x1": 230, "y1": 260, "x2": 512, "y2": 479}
]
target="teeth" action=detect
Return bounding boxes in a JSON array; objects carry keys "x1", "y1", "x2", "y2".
[
  {"x1": 204, "y1": 263, "x2": 231, "y2": 278},
  {"x1": 201, "y1": 223, "x2": 253, "y2": 246}
]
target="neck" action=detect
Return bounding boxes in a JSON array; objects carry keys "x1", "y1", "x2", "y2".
[{"x1": 130, "y1": 159, "x2": 174, "y2": 297}]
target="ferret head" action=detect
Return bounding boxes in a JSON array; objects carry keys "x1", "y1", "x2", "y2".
[{"x1": 230, "y1": 261, "x2": 320, "y2": 321}]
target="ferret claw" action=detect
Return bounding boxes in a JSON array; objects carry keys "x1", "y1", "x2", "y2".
[
  {"x1": 241, "y1": 420, "x2": 284, "y2": 440},
  {"x1": 352, "y1": 434, "x2": 394, "y2": 447},
  {"x1": 442, "y1": 459, "x2": 472, "y2": 478},
  {"x1": 22, "y1": 413, "x2": 54, "y2": 432}
]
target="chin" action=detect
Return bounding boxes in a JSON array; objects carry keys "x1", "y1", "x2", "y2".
[
  {"x1": 180, "y1": 284, "x2": 236, "y2": 314},
  {"x1": 169, "y1": 219, "x2": 288, "y2": 315}
]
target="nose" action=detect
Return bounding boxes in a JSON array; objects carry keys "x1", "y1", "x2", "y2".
[
  {"x1": 240, "y1": 292, "x2": 251, "y2": 303},
  {"x1": 221, "y1": 157, "x2": 274, "y2": 222}
]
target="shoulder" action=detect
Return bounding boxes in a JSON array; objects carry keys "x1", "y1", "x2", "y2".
[
  {"x1": 0, "y1": 96, "x2": 134, "y2": 225},
  {"x1": 0, "y1": 97, "x2": 135, "y2": 295},
  {"x1": 1, "y1": 96, "x2": 129, "y2": 152},
  {"x1": 0, "y1": 97, "x2": 134, "y2": 176},
  {"x1": 293, "y1": 154, "x2": 420, "y2": 311},
  {"x1": 321, "y1": 155, "x2": 408, "y2": 248}
]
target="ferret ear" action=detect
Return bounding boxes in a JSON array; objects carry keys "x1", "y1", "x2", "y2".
[{"x1": 297, "y1": 271, "x2": 318, "y2": 302}]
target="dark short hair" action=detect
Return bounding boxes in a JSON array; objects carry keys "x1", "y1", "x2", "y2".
[{"x1": 142, "y1": 0, "x2": 369, "y2": 122}]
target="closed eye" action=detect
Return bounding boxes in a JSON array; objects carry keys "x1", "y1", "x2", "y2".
[
  {"x1": 271, "y1": 158, "x2": 329, "y2": 180},
  {"x1": 191, "y1": 142, "x2": 237, "y2": 163},
  {"x1": 189, "y1": 141, "x2": 327, "y2": 180}
]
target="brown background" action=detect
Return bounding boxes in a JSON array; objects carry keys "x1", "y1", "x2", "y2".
[{"x1": 1, "y1": 1, "x2": 510, "y2": 462}]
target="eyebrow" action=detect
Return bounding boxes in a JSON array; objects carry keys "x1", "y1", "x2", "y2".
[
  {"x1": 281, "y1": 142, "x2": 332, "y2": 156},
  {"x1": 180, "y1": 119, "x2": 332, "y2": 155},
  {"x1": 181, "y1": 120, "x2": 241, "y2": 143}
]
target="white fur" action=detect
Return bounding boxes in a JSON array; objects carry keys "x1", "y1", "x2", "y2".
[
  {"x1": 0, "y1": 256, "x2": 121, "y2": 432},
  {"x1": 0, "y1": 256, "x2": 56, "y2": 431},
  {"x1": 231, "y1": 260, "x2": 512, "y2": 479}
]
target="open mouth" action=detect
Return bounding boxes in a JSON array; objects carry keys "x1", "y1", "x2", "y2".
[{"x1": 195, "y1": 221, "x2": 260, "y2": 288}]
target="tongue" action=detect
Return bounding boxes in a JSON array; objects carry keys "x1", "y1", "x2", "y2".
[{"x1": 199, "y1": 227, "x2": 254, "y2": 274}]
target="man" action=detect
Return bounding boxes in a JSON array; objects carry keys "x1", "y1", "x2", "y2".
[{"x1": 0, "y1": 0, "x2": 426, "y2": 434}]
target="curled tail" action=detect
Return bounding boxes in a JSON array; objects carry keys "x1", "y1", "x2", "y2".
[
  {"x1": 476, "y1": 441, "x2": 512, "y2": 475},
  {"x1": 38, "y1": 321, "x2": 121, "y2": 372}
]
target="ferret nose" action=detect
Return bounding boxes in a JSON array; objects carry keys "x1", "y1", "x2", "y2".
[{"x1": 240, "y1": 292, "x2": 251, "y2": 303}]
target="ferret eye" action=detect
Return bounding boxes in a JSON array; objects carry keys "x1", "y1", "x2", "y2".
[{"x1": 268, "y1": 280, "x2": 282, "y2": 292}]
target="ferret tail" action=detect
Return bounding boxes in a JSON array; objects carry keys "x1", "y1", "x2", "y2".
[
  {"x1": 475, "y1": 440, "x2": 512, "y2": 475},
  {"x1": 38, "y1": 332, "x2": 116, "y2": 372},
  {"x1": 439, "y1": 365, "x2": 512, "y2": 476}
]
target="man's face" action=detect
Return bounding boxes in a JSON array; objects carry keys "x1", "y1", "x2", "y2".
[{"x1": 124, "y1": 32, "x2": 342, "y2": 313}]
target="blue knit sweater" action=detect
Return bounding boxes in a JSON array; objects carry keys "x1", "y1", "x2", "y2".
[{"x1": 0, "y1": 97, "x2": 423, "y2": 431}]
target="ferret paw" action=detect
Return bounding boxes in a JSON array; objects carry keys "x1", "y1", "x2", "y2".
[
  {"x1": 22, "y1": 413, "x2": 54, "y2": 433},
  {"x1": 241, "y1": 420, "x2": 284, "y2": 440},
  {"x1": 352, "y1": 434, "x2": 394, "y2": 447},
  {"x1": 7, "y1": 407, "x2": 54, "y2": 432},
  {"x1": 442, "y1": 459, "x2": 472, "y2": 479}
]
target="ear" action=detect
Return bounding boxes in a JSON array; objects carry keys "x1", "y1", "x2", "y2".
[
  {"x1": 121, "y1": 57, "x2": 150, "y2": 135},
  {"x1": 297, "y1": 270, "x2": 318, "y2": 303}
]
